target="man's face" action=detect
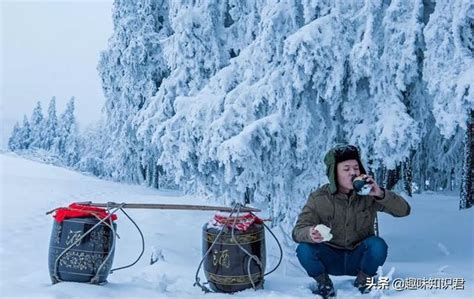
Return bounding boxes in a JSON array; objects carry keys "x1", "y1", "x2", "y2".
[{"x1": 336, "y1": 159, "x2": 361, "y2": 191}]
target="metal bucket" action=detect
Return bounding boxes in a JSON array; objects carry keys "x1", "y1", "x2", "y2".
[
  {"x1": 202, "y1": 222, "x2": 266, "y2": 293},
  {"x1": 48, "y1": 217, "x2": 116, "y2": 284}
]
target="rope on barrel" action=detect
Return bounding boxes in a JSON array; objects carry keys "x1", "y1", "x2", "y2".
[
  {"x1": 90, "y1": 202, "x2": 146, "y2": 283},
  {"x1": 250, "y1": 212, "x2": 283, "y2": 277},
  {"x1": 90, "y1": 202, "x2": 120, "y2": 284},
  {"x1": 230, "y1": 204, "x2": 264, "y2": 290},
  {"x1": 109, "y1": 205, "x2": 145, "y2": 272},
  {"x1": 193, "y1": 203, "x2": 241, "y2": 293},
  {"x1": 230, "y1": 204, "x2": 284, "y2": 284}
]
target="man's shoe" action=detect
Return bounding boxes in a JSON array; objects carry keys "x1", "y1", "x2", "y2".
[
  {"x1": 313, "y1": 273, "x2": 336, "y2": 298},
  {"x1": 353, "y1": 271, "x2": 372, "y2": 294}
]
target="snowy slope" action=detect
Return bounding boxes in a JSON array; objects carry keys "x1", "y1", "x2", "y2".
[{"x1": 0, "y1": 153, "x2": 473, "y2": 298}]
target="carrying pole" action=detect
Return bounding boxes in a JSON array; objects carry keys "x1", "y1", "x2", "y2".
[{"x1": 75, "y1": 202, "x2": 261, "y2": 213}]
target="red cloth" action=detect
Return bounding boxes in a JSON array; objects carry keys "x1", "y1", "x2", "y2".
[
  {"x1": 53, "y1": 203, "x2": 118, "y2": 223},
  {"x1": 213, "y1": 213, "x2": 264, "y2": 232}
]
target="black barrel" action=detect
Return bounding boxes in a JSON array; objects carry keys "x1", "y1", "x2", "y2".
[
  {"x1": 202, "y1": 222, "x2": 266, "y2": 293},
  {"x1": 48, "y1": 217, "x2": 116, "y2": 284}
]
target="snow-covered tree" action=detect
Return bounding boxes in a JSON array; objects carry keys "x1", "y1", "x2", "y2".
[
  {"x1": 402, "y1": 0, "x2": 472, "y2": 194},
  {"x1": 460, "y1": 109, "x2": 473, "y2": 209},
  {"x1": 18, "y1": 115, "x2": 32, "y2": 150},
  {"x1": 423, "y1": 0, "x2": 473, "y2": 138},
  {"x1": 77, "y1": 120, "x2": 112, "y2": 177},
  {"x1": 43, "y1": 97, "x2": 59, "y2": 151},
  {"x1": 136, "y1": 0, "x2": 240, "y2": 189},
  {"x1": 57, "y1": 98, "x2": 79, "y2": 166},
  {"x1": 7, "y1": 122, "x2": 22, "y2": 151},
  {"x1": 29, "y1": 101, "x2": 45, "y2": 149},
  {"x1": 98, "y1": 0, "x2": 171, "y2": 185}
]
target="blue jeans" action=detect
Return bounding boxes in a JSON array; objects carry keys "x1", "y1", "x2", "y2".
[{"x1": 296, "y1": 236, "x2": 388, "y2": 278}]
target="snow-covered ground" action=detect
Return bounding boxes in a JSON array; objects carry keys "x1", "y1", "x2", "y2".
[{"x1": 0, "y1": 152, "x2": 473, "y2": 298}]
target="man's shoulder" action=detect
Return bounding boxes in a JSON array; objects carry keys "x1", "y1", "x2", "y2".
[
  {"x1": 305, "y1": 184, "x2": 334, "y2": 212},
  {"x1": 308, "y1": 184, "x2": 332, "y2": 202}
]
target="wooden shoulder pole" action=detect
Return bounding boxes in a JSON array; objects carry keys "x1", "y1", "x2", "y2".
[{"x1": 76, "y1": 202, "x2": 261, "y2": 213}]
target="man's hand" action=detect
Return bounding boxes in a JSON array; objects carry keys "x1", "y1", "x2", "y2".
[
  {"x1": 309, "y1": 226, "x2": 324, "y2": 243},
  {"x1": 364, "y1": 175, "x2": 385, "y2": 198}
]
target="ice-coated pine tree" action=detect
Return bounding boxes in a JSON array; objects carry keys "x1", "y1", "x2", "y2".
[
  {"x1": 460, "y1": 109, "x2": 473, "y2": 210},
  {"x1": 18, "y1": 115, "x2": 32, "y2": 150},
  {"x1": 7, "y1": 122, "x2": 22, "y2": 151},
  {"x1": 28, "y1": 101, "x2": 45, "y2": 150},
  {"x1": 98, "y1": 0, "x2": 171, "y2": 186},
  {"x1": 57, "y1": 98, "x2": 80, "y2": 166},
  {"x1": 43, "y1": 97, "x2": 59, "y2": 152},
  {"x1": 77, "y1": 120, "x2": 111, "y2": 177}
]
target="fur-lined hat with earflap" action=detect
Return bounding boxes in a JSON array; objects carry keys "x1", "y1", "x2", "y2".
[{"x1": 323, "y1": 144, "x2": 367, "y2": 194}]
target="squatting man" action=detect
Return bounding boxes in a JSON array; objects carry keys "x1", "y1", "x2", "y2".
[{"x1": 292, "y1": 144, "x2": 411, "y2": 298}]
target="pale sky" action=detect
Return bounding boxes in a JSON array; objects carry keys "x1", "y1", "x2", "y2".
[{"x1": 1, "y1": 0, "x2": 113, "y2": 146}]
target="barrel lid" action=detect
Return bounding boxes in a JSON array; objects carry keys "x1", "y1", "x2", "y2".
[
  {"x1": 52, "y1": 203, "x2": 118, "y2": 223},
  {"x1": 210, "y1": 213, "x2": 264, "y2": 232}
]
